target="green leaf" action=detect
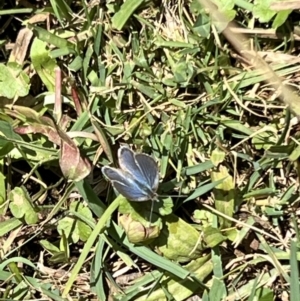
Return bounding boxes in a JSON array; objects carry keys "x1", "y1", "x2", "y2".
[
  {"x1": 203, "y1": 226, "x2": 226, "y2": 248},
  {"x1": 184, "y1": 178, "x2": 226, "y2": 202},
  {"x1": 221, "y1": 120, "x2": 254, "y2": 135},
  {"x1": 111, "y1": 0, "x2": 144, "y2": 30},
  {"x1": 290, "y1": 240, "x2": 300, "y2": 301},
  {"x1": 190, "y1": 0, "x2": 204, "y2": 15},
  {"x1": 49, "y1": 0, "x2": 72, "y2": 24},
  {"x1": 153, "y1": 214, "x2": 206, "y2": 262},
  {"x1": 0, "y1": 217, "x2": 23, "y2": 237},
  {"x1": 213, "y1": 0, "x2": 236, "y2": 23},
  {"x1": 256, "y1": 288, "x2": 274, "y2": 301},
  {"x1": 0, "y1": 171, "x2": 6, "y2": 214},
  {"x1": 209, "y1": 277, "x2": 226, "y2": 301},
  {"x1": 57, "y1": 201, "x2": 93, "y2": 243},
  {"x1": 0, "y1": 62, "x2": 30, "y2": 99},
  {"x1": 211, "y1": 148, "x2": 226, "y2": 166},
  {"x1": 272, "y1": 10, "x2": 292, "y2": 29},
  {"x1": 30, "y1": 37, "x2": 57, "y2": 91},
  {"x1": 194, "y1": 209, "x2": 214, "y2": 226},
  {"x1": 57, "y1": 216, "x2": 79, "y2": 243},
  {"x1": 253, "y1": 0, "x2": 276, "y2": 23},
  {"x1": 40, "y1": 240, "x2": 60, "y2": 254},
  {"x1": 8, "y1": 187, "x2": 38, "y2": 225},
  {"x1": 289, "y1": 145, "x2": 300, "y2": 161},
  {"x1": 252, "y1": 130, "x2": 277, "y2": 150},
  {"x1": 211, "y1": 166, "x2": 234, "y2": 229},
  {"x1": 193, "y1": 13, "x2": 211, "y2": 38},
  {"x1": 0, "y1": 120, "x2": 22, "y2": 141},
  {"x1": 132, "y1": 256, "x2": 212, "y2": 301}
]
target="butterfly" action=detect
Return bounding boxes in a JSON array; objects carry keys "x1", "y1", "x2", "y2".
[{"x1": 102, "y1": 146, "x2": 159, "y2": 202}]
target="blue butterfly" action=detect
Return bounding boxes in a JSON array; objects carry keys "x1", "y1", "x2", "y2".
[{"x1": 102, "y1": 146, "x2": 159, "y2": 202}]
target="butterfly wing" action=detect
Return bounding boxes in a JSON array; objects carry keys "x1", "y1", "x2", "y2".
[
  {"x1": 118, "y1": 146, "x2": 145, "y2": 181},
  {"x1": 102, "y1": 166, "x2": 150, "y2": 201},
  {"x1": 119, "y1": 146, "x2": 159, "y2": 192},
  {"x1": 135, "y1": 153, "x2": 159, "y2": 191}
]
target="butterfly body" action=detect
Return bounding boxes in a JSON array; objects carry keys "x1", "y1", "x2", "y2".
[{"x1": 102, "y1": 146, "x2": 159, "y2": 202}]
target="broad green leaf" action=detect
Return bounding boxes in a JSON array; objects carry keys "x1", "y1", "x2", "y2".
[
  {"x1": 0, "y1": 62, "x2": 30, "y2": 99},
  {"x1": 209, "y1": 277, "x2": 226, "y2": 301},
  {"x1": 256, "y1": 287, "x2": 274, "y2": 301},
  {"x1": 212, "y1": 0, "x2": 236, "y2": 30},
  {"x1": 193, "y1": 13, "x2": 211, "y2": 38},
  {"x1": 153, "y1": 214, "x2": 206, "y2": 262},
  {"x1": 194, "y1": 209, "x2": 214, "y2": 226},
  {"x1": 190, "y1": 0, "x2": 204, "y2": 15},
  {"x1": 202, "y1": 226, "x2": 226, "y2": 248},
  {"x1": 8, "y1": 187, "x2": 38, "y2": 225},
  {"x1": 252, "y1": 130, "x2": 277, "y2": 150},
  {"x1": 57, "y1": 201, "x2": 93, "y2": 243},
  {"x1": 30, "y1": 38, "x2": 57, "y2": 91},
  {"x1": 58, "y1": 217, "x2": 80, "y2": 243},
  {"x1": 253, "y1": 0, "x2": 276, "y2": 23},
  {"x1": 272, "y1": 10, "x2": 292, "y2": 29},
  {"x1": 211, "y1": 148, "x2": 226, "y2": 166},
  {"x1": 211, "y1": 165, "x2": 234, "y2": 229},
  {"x1": 0, "y1": 120, "x2": 22, "y2": 141},
  {"x1": 119, "y1": 215, "x2": 160, "y2": 244},
  {"x1": 134, "y1": 255, "x2": 213, "y2": 301}
]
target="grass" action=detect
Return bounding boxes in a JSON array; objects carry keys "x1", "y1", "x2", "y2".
[{"x1": 0, "y1": 0, "x2": 300, "y2": 300}]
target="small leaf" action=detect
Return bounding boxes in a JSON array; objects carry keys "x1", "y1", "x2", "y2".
[
  {"x1": 49, "y1": 251, "x2": 68, "y2": 264},
  {"x1": 209, "y1": 277, "x2": 227, "y2": 301},
  {"x1": 0, "y1": 62, "x2": 30, "y2": 99},
  {"x1": 9, "y1": 187, "x2": 38, "y2": 224},
  {"x1": 272, "y1": 10, "x2": 292, "y2": 29},
  {"x1": 30, "y1": 37, "x2": 57, "y2": 91},
  {"x1": 252, "y1": 131, "x2": 276, "y2": 150},
  {"x1": 153, "y1": 214, "x2": 206, "y2": 262},
  {"x1": 158, "y1": 197, "x2": 174, "y2": 216},
  {"x1": 213, "y1": 0, "x2": 236, "y2": 22},
  {"x1": 193, "y1": 14, "x2": 211, "y2": 38},
  {"x1": 57, "y1": 201, "x2": 93, "y2": 243},
  {"x1": 203, "y1": 226, "x2": 226, "y2": 248},
  {"x1": 190, "y1": 0, "x2": 204, "y2": 15},
  {"x1": 119, "y1": 215, "x2": 160, "y2": 244},
  {"x1": 211, "y1": 148, "x2": 226, "y2": 166},
  {"x1": 77, "y1": 221, "x2": 92, "y2": 241},
  {"x1": 194, "y1": 209, "x2": 214, "y2": 226},
  {"x1": 253, "y1": 0, "x2": 276, "y2": 23},
  {"x1": 57, "y1": 216, "x2": 80, "y2": 243},
  {"x1": 58, "y1": 129, "x2": 91, "y2": 181},
  {"x1": 211, "y1": 165, "x2": 234, "y2": 229},
  {"x1": 40, "y1": 240, "x2": 60, "y2": 254},
  {"x1": 70, "y1": 201, "x2": 93, "y2": 241}
]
